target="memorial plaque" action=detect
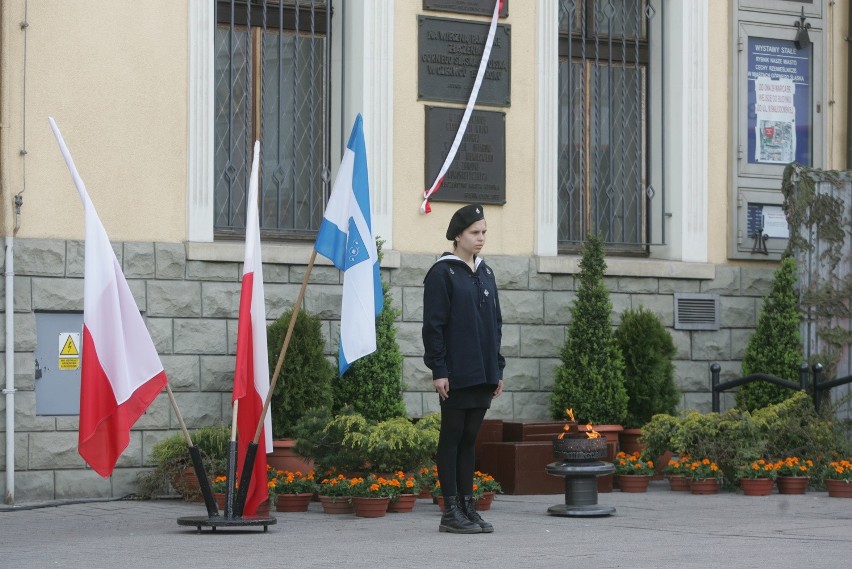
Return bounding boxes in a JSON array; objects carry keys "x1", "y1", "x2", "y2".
[
  {"x1": 423, "y1": 0, "x2": 508, "y2": 18},
  {"x1": 425, "y1": 106, "x2": 505, "y2": 205},
  {"x1": 418, "y1": 16, "x2": 511, "y2": 107}
]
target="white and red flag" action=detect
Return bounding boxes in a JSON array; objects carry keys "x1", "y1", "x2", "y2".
[
  {"x1": 232, "y1": 141, "x2": 273, "y2": 515},
  {"x1": 49, "y1": 118, "x2": 167, "y2": 477}
]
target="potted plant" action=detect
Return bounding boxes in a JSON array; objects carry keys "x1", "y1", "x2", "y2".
[
  {"x1": 473, "y1": 470, "x2": 502, "y2": 510},
  {"x1": 686, "y1": 458, "x2": 723, "y2": 494},
  {"x1": 349, "y1": 475, "x2": 399, "y2": 517},
  {"x1": 386, "y1": 471, "x2": 420, "y2": 513},
  {"x1": 350, "y1": 415, "x2": 440, "y2": 474},
  {"x1": 271, "y1": 470, "x2": 318, "y2": 512},
  {"x1": 317, "y1": 474, "x2": 355, "y2": 514},
  {"x1": 549, "y1": 234, "x2": 628, "y2": 491},
  {"x1": 640, "y1": 413, "x2": 682, "y2": 479},
  {"x1": 612, "y1": 451, "x2": 655, "y2": 493},
  {"x1": 821, "y1": 458, "x2": 852, "y2": 498},
  {"x1": 663, "y1": 455, "x2": 692, "y2": 491},
  {"x1": 614, "y1": 307, "x2": 678, "y2": 454},
  {"x1": 773, "y1": 456, "x2": 813, "y2": 494},
  {"x1": 266, "y1": 306, "x2": 335, "y2": 472},
  {"x1": 334, "y1": 238, "x2": 407, "y2": 422},
  {"x1": 736, "y1": 257, "x2": 804, "y2": 411},
  {"x1": 735, "y1": 459, "x2": 777, "y2": 496},
  {"x1": 292, "y1": 407, "x2": 368, "y2": 474}
]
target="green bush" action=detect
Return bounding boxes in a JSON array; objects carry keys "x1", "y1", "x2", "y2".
[
  {"x1": 615, "y1": 307, "x2": 679, "y2": 428},
  {"x1": 267, "y1": 307, "x2": 335, "y2": 439},
  {"x1": 334, "y1": 240, "x2": 406, "y2": 422},
  {"x1": 640, "y1": 413, "x2": 681, "y2": 461},
  {"x1": 736, "y1": 257, "x2": 804, "y2": 411},
  {"x1": 549, "y1": 234, "x2": 628, "y2": 424},
  {"x1": 292, "y1": 406, "x2": 368, "y2": 473}
]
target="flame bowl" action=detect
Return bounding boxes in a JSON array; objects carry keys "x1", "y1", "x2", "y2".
[{"x1": 552, "y1": 436, "x2": 608, "y2": 462}]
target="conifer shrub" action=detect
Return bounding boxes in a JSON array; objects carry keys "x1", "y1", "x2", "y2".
[
  {"x1": 267, "y1": 306, "x2": 335, "y2": 439},
  {"x1": 615, "y1": 307, "x2": 679, "y2": 428},
  {"x1": 736, "y1": 257, "x2": 804, "y2": 411},
  {"x1": 549, "y1": 234, "x2": 628, "y2": 424}
]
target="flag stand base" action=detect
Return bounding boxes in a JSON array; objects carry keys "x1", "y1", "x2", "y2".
[{"x1": 177, "y1": 514, "x2": 277, "y2": 533}]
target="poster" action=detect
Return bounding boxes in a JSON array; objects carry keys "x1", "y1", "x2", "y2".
[{"x1": 746, "y1": 37, "x2": 811, "y2": 165}]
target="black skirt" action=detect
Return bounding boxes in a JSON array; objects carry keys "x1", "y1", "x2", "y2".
[{"x1": 439, "y1": 384, "x2": 495, "y2": 410}]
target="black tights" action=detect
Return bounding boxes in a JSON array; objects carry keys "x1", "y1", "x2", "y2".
[{"x1": 436, "y1": 407, "x2": 487, "y2": 498}]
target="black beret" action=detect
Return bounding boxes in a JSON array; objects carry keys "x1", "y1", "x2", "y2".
[{"x1": 446, "y1": 204, "x2": 485, "y2": 240}]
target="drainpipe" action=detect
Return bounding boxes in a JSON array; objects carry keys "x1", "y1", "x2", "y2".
[
  {"x1": 4, "y1": 238, "x2": 14, "y2": 504},
  {"x1": 847, "y1": 2, "x2": 852, "y2": 169}
]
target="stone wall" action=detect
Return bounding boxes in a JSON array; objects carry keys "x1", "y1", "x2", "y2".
[{"x1": 0, "y1": 238, "x2": 774, "y2": 501}]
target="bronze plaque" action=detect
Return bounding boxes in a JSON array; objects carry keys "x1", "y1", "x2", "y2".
[
  {"x1": 418, "y1": 16, "x2": 511, "y2": 107},
  {"x1": 423, "y1": 0, "x2": 508, "y2": 18},
  {"x1": 425, "y1": 106, "x2": 505, "y2": 205}
]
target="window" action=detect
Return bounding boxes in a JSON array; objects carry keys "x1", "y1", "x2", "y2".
[
  {"x1": 215, "y1": 0, "x2": 330, "y2": 240},
  {"x1": 557, "y1": 0, "x2": 654, "y2": 253}
]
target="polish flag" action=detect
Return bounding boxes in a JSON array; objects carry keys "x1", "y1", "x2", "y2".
[
  {"x1": 232, "y1": 141, "x2": 273, "y2": 516},
  {"x1": 49, "y1": 118, "x2": 167, "y2": 477}
]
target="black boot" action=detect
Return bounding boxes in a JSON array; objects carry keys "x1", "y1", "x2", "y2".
[
  {"x1": 439, "y1": 496, "x2": 482, "y2": 534},
  {"x1": 461, "y1": 495, "x2": 494, "y2": 533}
]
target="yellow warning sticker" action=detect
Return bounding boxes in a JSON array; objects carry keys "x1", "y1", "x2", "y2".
[
  {"x1": 59, "y1": 357, "x2": 80, "y2": 370},
  {"x1": 60, "y1": 334, "x2": 80, "y2": 356},
  {"x1": 58, "y1": 332, "x2": 81, "y2": 370}
]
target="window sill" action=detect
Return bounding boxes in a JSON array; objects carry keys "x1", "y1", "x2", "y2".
[
  {"x1": 536, "y1": 256, "x2": 715, "y2": 280},
  {"x1": 185, "y1": 241, "x2": 401, "y2": 269}
]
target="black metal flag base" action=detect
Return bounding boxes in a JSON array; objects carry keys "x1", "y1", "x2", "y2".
[{"x1": 176, "y1": 442, "x2": 276, "y2": 533}]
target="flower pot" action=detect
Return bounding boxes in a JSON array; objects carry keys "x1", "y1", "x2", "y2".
[
  {"x1": 776, "y1": 476, "x2": 809, "y2": 495},
  {"x1": 318, "y1": 495, "x2": 354, "y2": 514},
  {"x1": 213, "y1": 492, "x2": 227, "y2": 510},
  {"x1": 739, "y1": 478, "x2": 774, "y2": 496},
  {"x1": 275, "y1": 492, "x2": 313, "y2": 512},
  {"x1": 435, "y1": 495, "x2": 445, "y2": 512},
  {"x1": 667, "y1": 475, "x2": 690, "y2": 491},
  {"x1": 254, "y1": 499, "x2": 272, "y2": 516},
  {"x1": 618, "y1": 428, "x2": 645, "y2": 455},
  {"x1": 267, "y1": 439, "x2": 314, "y2": 474},
  {"x1": 475, "y1": 491, "x2": 496, "y2": 510},
  {"x1": 616, "y1": 474, "x2": 651, "y2": 493},
  {"x1": 824, "y1": 479, "x2": 852, "y2": 498},
  {"x1": 690, "y1": 478, "x2": 720, "y2": 495},
  {"x1": 417, "y1": 488, "x2": 432, "y2": 500},
  {"x1": 352, "y1": 497, "x2": 390, "y2": 518},
  {"x1": 386, "y1": 494, "x2": 417, "y2": 513}
]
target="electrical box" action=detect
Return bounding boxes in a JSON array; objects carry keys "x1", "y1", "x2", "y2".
[{"x1": 35, "y1": 312, "x2": 83, "y2": 416}]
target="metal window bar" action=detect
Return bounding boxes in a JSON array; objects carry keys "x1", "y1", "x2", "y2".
[
  {"x1": 557, "y1": 0, "x2": 657, "y2": 253},
  {"x1": 215, "y1": 0, "x2": 330, "y2": 240}
]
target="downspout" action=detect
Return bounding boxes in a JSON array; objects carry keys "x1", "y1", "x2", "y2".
[
  {"x1": 847, "y1": 1, "x2": 852, "y2": 169},
  {"x1": 4, "y1": 238, "x2": 14, "y2": 505}
]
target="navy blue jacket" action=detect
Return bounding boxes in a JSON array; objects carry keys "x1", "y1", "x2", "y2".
[{"x1": 422, "y1": 253, "x2": 505, "y2": 390}]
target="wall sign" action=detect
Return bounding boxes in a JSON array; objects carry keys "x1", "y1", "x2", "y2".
[{"x1": 746, "y1": 36, "x2": 811, "y2": 165}]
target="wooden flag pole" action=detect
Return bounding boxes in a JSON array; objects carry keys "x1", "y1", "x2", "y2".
[
  {"x1": 252, "y1": 248, "x2": 318, "y2": 444},
  {"x1": 232, "y1": 249, "x2": 318, "y2": 517}
]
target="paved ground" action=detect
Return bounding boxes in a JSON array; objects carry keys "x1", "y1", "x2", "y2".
[{"x1": 1, "y1": 480, "x2": 850, "y2": 569}]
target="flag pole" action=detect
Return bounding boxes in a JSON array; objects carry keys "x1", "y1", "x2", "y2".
[
  {"x1": 165, "y1": 382, "x2": 220, "y2": 518},
  {"x1": 234, "y1": 248, "x2": 318, "y2": 516},
  {"x1": 252, "y1": 248, "x2": 318, "y2": 444},
  {"x1": 224, "y1": 400, "x2": 239, "y2": 518}
]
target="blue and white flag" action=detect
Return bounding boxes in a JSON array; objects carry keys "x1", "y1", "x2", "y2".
[{"x1": 315, "y1": 114, "x2": 383, "y2": 375}]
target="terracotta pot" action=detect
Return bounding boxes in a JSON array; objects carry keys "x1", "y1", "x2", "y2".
[
  {"x1": 475, "y1": 491, "x2": 496, "y2": 510},
  {"x1": 825, "y1": 479, "x2": 852, "y2": 498},
  {"x1": 170, "y1": 466, "x2": 202, "y2": 501},
  {"x1": 253, "y1": 500, "x2": 272, "y2": 516},
  {"x1": 435, "y1": 495, "x2": 445, "y2": 512},
  {"x1": 386, "y1": 494, "x2": 417, "y2": 513},
  {"x1": 417, "y1": 488, "x2": 432, "y2": 500},
  {"x1": 619, "y1": 428, "x2": 645, "y2": 455},
  {"x1": 275, "y1": 492, "x2": 313, "y2": 512},
  {"x1": 739, "y1": 477, "x2": 774, "y2": 496},
  {"x1": 318, "y1": 495, "x2": 354, "y2": 514},
  {"x1": 616, "y1": 474, "x2": 651, "y2": 493},
  {"x1": 690, "y1": 478, "x2": 720, "y2": 495},
  {"x1": 352, "y1": 497, "x2": 390, "y2": 518},
  {"x1": 654, "y1": 450, "x2": 673, "y2": 480},
  {"x1": 776, "y1": 476, "x2": 809, "y2": 495},
  {"x1": 213, "y1": 492, "x2": 226, "y2": 510},
  {"x1": 267, "y1": 439, "x2": 314, "y2": 474},
  {"x1": 667, "y1": 475, "x2": 690, "y2": 491}
]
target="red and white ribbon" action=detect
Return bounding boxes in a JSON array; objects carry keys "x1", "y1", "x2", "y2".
[{"x1": 420, "y1": 0, "x2": 503, "y2": 214}]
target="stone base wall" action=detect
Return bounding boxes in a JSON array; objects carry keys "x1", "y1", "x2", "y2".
[{"x1": 0, "y1": 238, "x2": 772, "y2": 502}]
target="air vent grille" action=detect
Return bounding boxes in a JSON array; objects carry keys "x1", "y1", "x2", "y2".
[{"x1": 674, "y1": 293, "x2": 720, "y2": 330}]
